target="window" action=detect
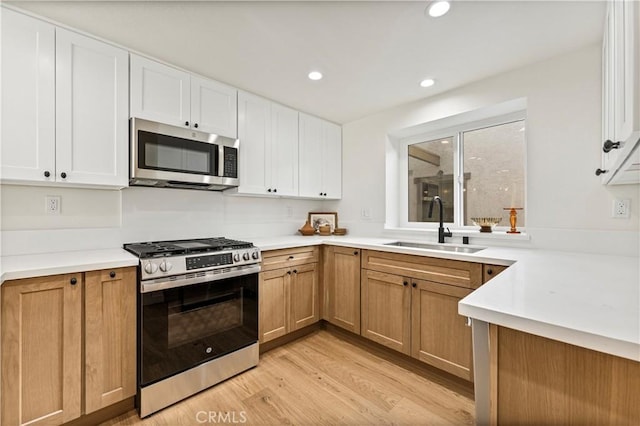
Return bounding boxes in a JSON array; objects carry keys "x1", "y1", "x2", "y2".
[{"x1": 404, "y1": 113, "x2": 526, "y2": 230}]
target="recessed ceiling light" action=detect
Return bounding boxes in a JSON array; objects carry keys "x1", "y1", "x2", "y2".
[
  {"x1": 440, "y1": 139, "x2": 449, "y2": 144},
  {"x1": 427, "y1": 1, "x2": 451, "y2": 18},
  {"x1": 308, "y1": 71, "x2": 323, "y2": 81},
  {"x1": 420, "y1": 78, "x2": 435, "y2": 88}
]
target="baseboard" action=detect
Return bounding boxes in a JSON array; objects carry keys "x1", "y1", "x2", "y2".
[
  {"x1": 65, "y1": 397, "x2": 134, "y2": 426},
  {"x1": 259, "y1": 322, "x2": 322, "y2": 354}
]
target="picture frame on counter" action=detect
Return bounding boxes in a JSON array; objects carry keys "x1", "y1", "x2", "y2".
[{"x1": 308, "y1": 212, "x2": 338, "y2": 232}]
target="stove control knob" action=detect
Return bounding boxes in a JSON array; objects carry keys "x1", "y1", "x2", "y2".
[
  {"x1": 243, "y1": 252, "x2": 250, "y2": 261},
  {"x1": 252, "y1": 251, "x2": 260, "y2": 260},
  {"x1": 144, "y1": 261, "x2": 158, "y2": 274},
  {"x1": 233, "y1": 253, "x2": 240, "y2": 262},
  {"x1": 159, "y1": 260, "x2": 173, "y2": 273}
]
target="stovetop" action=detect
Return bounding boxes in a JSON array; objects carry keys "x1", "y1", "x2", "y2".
[{"x1": 124, "y1": 237, "x2": 253, "y2": 258}]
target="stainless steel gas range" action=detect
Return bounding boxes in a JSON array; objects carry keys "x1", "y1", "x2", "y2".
[{"x1": 123, "y1": 237, "x2": 261, "y2": 418}]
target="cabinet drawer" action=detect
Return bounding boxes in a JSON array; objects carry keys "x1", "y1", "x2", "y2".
[
  {"x1": 94, "y1": 266, "x2": 136, "y2": 283},
  {"x1": 261, "y1": 246, "x2": 320, "y2": 272},
  {"x1": 362, "y1": 250, "x2": 482, "y2": 289}
]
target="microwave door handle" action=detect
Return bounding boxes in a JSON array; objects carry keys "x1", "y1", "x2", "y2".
[{"x1": 218, "y1": 144, "x2": 224, "y2": 177}]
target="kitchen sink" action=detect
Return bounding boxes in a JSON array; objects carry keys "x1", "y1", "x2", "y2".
[{"x1": 383, "y1": 241, "x2": 485, "y2": 254}]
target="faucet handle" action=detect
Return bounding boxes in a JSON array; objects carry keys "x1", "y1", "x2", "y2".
[{"x1": 444, "y1": 227, "x2": 453, "y2": 237}]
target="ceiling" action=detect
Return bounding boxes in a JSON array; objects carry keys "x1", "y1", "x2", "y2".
[{"x1": 7, "y1": 1, "x2": 606, "y2": 124}]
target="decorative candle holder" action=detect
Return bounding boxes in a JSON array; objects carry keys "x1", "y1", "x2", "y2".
[{"x1": 503, "y1": 207, "x2": 523, "y2": 234}]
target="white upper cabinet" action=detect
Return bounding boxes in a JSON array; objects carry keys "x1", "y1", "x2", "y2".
[
  {"x1": 56, "y1": 28, "x2": 129, "y2": 187},
  {"x1": 1, "y1": 8, "x2": 129, "y2": 188},
  {"x1": 191, "y1": 76, "x2": 238, "y2": 137},
  {"x1": 234, "y1": 91, "x2": 298, "y2": 197},
  {"x1": 600, "y1": 0, "x2": 639, "y2": 184},
  {"x1": 270, "y1": 103, "x2": 299, "y2": 196},
  {"x1": 130, "y1": 54, "x2": 237, "y2": 138},
  {"x1": 130, "y1": 54, "x2": 190, "y2": 128},
  {"x1": 299, "y1": 113, "x2": 342, "y2": 199},
  {"x1": 1, "y1": 8, "x2": 56, "y2": 182}
]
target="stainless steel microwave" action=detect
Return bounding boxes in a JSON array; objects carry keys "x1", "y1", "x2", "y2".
[{"x1": 130, "y1": 118, "x2": 239, "y2": 191}]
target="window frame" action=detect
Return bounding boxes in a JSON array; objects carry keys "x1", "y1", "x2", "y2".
[{"x1": 398, "y1": 110, "x2": 527, "y2": 231}]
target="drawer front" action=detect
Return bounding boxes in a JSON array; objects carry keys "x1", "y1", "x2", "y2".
[
  {"x1": 261, "y1": 246, "x2": 320, "y2": 272},
  {"x1": 362, "y1": 250, "x2": 482, "y2": 289}
]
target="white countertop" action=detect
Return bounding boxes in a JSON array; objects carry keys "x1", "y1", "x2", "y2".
[
  {"x1": 0, "y1": 248, "x2": 139, "y2": 283},
  {"x1": 2, "y1": 235, "x2": 638, "y2": 362}
]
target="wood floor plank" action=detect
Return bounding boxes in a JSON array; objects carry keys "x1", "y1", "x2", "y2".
[{"x1": 101, "y1": 330, "x2": 474, "y2": 425}]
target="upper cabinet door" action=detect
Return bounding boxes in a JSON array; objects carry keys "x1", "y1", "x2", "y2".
[
  {"x1": 614, "y1": 0, "x2": 639, "y2": 144},
  {"x1": 237, "y1": 91, "x2": 271, "y2": 194},
  {"x1": 55, "y1": 28, "x2": 129, "y2": 187},
  {"x1": 298, "y1": 113, "x2": 324, "y2": 197},
  {"x1": 299, "y1": 113, "x2": 342, "y2": 199},
  {"x1": 1, "y1": 9, "x2": 55, "y2": 182},
  {"x1": 323, "y1": 121, "x2": 342, "y2": 199},
  {"x1": 130, "y1": 54, "x2": 190, "y2": 127},
  {"x1": 271, "y1": 103, "x2": 299, "y2": 197},
  {"x1": 191, "y1": 76, "x2": 237, "y2": 138}
]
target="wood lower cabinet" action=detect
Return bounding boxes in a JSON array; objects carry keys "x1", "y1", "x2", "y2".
[
  {"x1": 84, "y1": 268, "x2": 136, "y2": 414},
  {"x1": 290, "y1": 262, "x2": 319, "y2": 331},
  {"x1": 493, "y1": 325, "x2": 640, "y2": 424},
  {"x1": 323, "y1": 246, "x2": 361, "y2": 333},
  {"x1": 259, "y1": 247, "x2": 320, "y2": 344},
  {"x1": 1, "y1": 267, "x2": 136, "y2": 425},
  {"x1": 259, "y1": 268, "x2": 290, "y2": 343},
  {"x1": 1, "y1": 273, "x2": 83, "y2": 425},
  {"x1": 411, "y1": 280, "x2": 473, "y2": 381},
  {"x1": 359, "y1": 250, "x2": 487, "y2": 381},
  {"x1": 361, "y1": 270, "x2": 411, "y2": 354}
]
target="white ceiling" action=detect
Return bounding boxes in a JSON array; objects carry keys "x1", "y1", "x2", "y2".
[{"x1": 8, "y1": 1, "x2": 606, "y2": 124}]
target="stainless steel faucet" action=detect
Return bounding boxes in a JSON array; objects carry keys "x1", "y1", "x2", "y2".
[{"x1": 428, "y1": 195, "x2": 452, "y2": 243}]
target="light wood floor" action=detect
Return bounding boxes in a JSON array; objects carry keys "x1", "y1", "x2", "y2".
[{"x1": 102, "y1": 330, "x2": 475, "y2": 425}]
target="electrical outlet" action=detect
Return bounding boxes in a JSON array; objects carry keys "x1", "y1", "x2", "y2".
[
  {"x1": 361, "y1": 208, "x2": 371, "y2": 220},
  {"x1": 612, "y1": 199, "x2": 630, "y2": 218},
  {"x1": 45, "y1": 196, "x2": 61, "y2": 215},
  {"x1": 286, "y1": 206, "x2": 293, "y2": 218}
]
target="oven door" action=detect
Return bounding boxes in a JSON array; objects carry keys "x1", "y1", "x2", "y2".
[{"x1": 139, "y1": 272, "x2": 258, "y2": 387}]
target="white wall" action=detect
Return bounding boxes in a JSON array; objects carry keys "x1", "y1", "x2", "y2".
[{"x1": 333, "y1": 44, "x2": 640, "y2": 255}]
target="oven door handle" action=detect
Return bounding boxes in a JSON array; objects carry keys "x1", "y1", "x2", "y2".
[{"x1": 140, "y1": 264, "x2": 261, "y2": 293}]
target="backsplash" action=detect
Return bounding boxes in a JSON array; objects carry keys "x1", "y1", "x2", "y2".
[{"x1": 0, "y1": 185, "x2": 325, "y2": 255}]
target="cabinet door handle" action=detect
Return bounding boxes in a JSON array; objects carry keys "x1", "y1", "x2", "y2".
[
  {"x1": 412, "y1": 282, "x2": 417, "y2": 288},
  {"x1": 293, "y1": 269, "x2": 298, "y2": 274},
  {"x1": 595, "y1": 168, "x2": 607, "y2": 176},
  {"x1": 194, "y1": 123, "x2": 199, "y2": 129},
  {"x1": 403, "y1": 281, "x2": 408, "y2": 286},
  {"x1": 185, "y1": 121, "x2": 189, "y2": 127},
  {"x1": 486, "y1": 268, "x2": 493, "y2": 276},
  {"x1": 70, "y1": 277, "x2": 77, "y2": 285},
  {"x1": 353, "y1": 251, "x2": 358, "y2": 255},
  {"x1": 109, "y1": 271, "x2": 116, "y2": 278},
  {"x1": 44, "y1": 170, "x2": 51, "y2": 178},
  {"x1": 273, "y1": 188, "x2": 277, "y2": 193},
  {"x1": 60, "y1": 172, "x2": 67, "y2": 179},
  {"x1": 603, "y1": 139, "x2": 621, "y2": 153},
  {"x1": 267, "y1": 188, "x2": 272, "y2": 193},
  {"x1": 288, "y1": 256, "x2": 294, "y2": 260},
  {"x1": 287, "y1": 271, "x2": 292, "y2": 275}
]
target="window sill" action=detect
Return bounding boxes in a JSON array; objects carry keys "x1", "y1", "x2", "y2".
[{"x1": 383, "y1": 225, "x2": 531, "y2": 242}]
